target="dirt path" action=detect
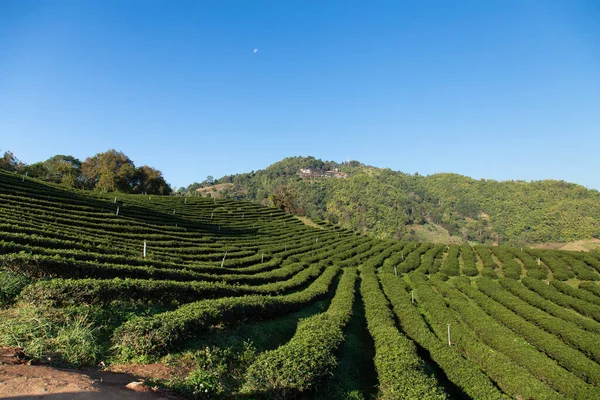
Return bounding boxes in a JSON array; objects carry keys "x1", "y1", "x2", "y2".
[{"x1": 0, "y1": 348, "x2": 179, "y2": 399}]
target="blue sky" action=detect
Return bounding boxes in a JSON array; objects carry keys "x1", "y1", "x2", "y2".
[{"x1": 1, "y1": 1, "x2": 599, "y2": 189}]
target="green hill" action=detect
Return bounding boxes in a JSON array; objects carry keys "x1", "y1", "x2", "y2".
[
  {"x1": 194, "y1": 156, "x2": 600, "y2": 245},
  {"x1": 2, "y1": 169, "x2": 600, "y2": 399}
]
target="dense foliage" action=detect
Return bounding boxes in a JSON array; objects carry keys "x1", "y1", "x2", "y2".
[
  {"x1": 1, "y1": 149, "x2": 171, "y2": 195},
  {"x1": 191, "y1": 156, "x2": 600, "y2": 245},
  {"x1": 1, "y1": 169, "x2": 600, "y2": 399}
]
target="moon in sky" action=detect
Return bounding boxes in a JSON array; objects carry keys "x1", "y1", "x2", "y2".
[{"x1": 253, "y1": 48, "x2": 258, "y2": 53}]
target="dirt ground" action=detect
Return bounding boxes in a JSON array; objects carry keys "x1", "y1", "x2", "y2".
[
  {"x1": 531, "y1": 238, "x2": 600, "y2": 252},
  {"x1": 0, "y1": 347, "x2": 180, "y2": 400}
]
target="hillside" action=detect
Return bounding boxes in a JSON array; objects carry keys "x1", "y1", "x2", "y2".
[
  {"x1": 191, "y1": 156, "x2": 600, "y2": 245},
  {"x1": 2, "y1": 169, "x2": 600, "y2": 399}
]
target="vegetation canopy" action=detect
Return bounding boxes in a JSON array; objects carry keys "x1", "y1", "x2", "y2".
[{"x1": 1, "y1": 169, "x2": 600, "y2": 399}]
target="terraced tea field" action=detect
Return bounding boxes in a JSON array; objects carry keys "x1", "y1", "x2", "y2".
[{"x1": 1, "y1": 169, "x2": 600, "y2": 399}]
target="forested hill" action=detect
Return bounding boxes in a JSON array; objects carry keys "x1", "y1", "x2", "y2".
[{"x1": 186, "y1": 156, "x2": 600, "y2": 245}]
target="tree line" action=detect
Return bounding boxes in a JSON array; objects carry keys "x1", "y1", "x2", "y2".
[
  {"x1": 176, "y1": 156, "x2": 600, "y2": 245},
  {"x1": 0, "y1": 149, "x2": 171, "y2": 195}
]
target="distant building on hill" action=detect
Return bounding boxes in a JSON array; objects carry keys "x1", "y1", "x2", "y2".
[{"x1": 298, "y1": 168, "x2": 347, "y2": 179}]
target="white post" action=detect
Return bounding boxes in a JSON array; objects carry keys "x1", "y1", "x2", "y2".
[
  {"x1": 394, "y1": 265, "x2": 397, "y2": 276},
  {"x1": 116, "y1": 206, "x2": 119, "y2": 216},
  {"x1": 143, "y1": 240, "x2": 147, "y2": 258},
  {"x1": 221, "y1": 251, "x2": 228, "y2": 268},
  {"x1": 173, "y1": 209, "x2": 176, "y2": 215},
  {"x1": 447, "y1": 324, "x2": 451, "y2": 346},
  {"x1": 411, "y1": 290, "x2": 414, "y2": 305},
  {"x1": 538, "y1": 257, "x2": 541, "y2": 266},
  {"x1": 262, "y1": 252, "x2": 264, "y2": 263},
  {"x1": 402, "y1": 253, "x2": 404, "y2": 261},
  {"x1": 114, "y1": 197, "x2": 117, "y2": 203}
]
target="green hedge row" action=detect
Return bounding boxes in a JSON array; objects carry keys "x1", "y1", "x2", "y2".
[
  {"x1": 522, "y1": 277, "x2": 600, "y2": 322},
  {"x1": 507, "y1": 248, "x2": 548, "y2": 279},
  {"x1": 498, "y1": 278, "x2": 600, "y2": 335},
  {"x1": 529, "y1": 250, "x2": 574, "y2": 281},
  {"x1": 242, "y1": 268, "x2": 357, "y2": 397},
  {"x1": 378, "y1": 271, "x2": 508, "y2": 399},
  {"x1": 489, "y1": 246, "x2": 522, "y2": 279},
  {"x1": 551, "y1": 280, "x2": 600, "y2": 306},
  {"x1": 459, "y1": 245, "x2": 478, "y2": 276},
  {"x1": 112, "y1": 265, "x2": 340, "y2": 360},
  {"x1": 446, "y1": 277, "x2": 599, "y2": 399},
  {"x1": 417, "y1": 244, "x2": 446, "y2": 274},
  {"x1": 360, "y1": 266, "x2": 446, "y2": 399},
  {"x1": 473, "y1": 246, "x2": 498, "y2": 278},
  {"x1": 19, "y1": 260, "x2": 328, "y2": 306},
  {"x1": 580, "y1": 281, "x2": 600, "y2": 298},
  {"x1": 472, "y1": 277, "x2": 600, "y2": 377},
  {"x1": 558, "y1": 255, "x2": 599, "y2": 281},
  {"x1": 407, "y1": 272, "x2": 560, "y2": 399},
  {"x1": 398, "y1": 243, "x2": 433, "y2": 274},
  {"x1": 439, "y1": 245, "x2": 459, "y2": 276}
]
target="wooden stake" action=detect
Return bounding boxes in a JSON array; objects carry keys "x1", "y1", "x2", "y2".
[
  {"x1": 221, "y1": 251, "x2": 228, "y2": 267},
  {"x1": 447, "y1": 324, "x2": 451, "y2": 346},
  {"x1": 116, "y1": 207, "x2": 119, "y2": 216}
]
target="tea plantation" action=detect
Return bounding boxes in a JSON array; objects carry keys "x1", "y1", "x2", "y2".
[{"x1": 1, "y1": 169, "x2": 600, "y2": 399}]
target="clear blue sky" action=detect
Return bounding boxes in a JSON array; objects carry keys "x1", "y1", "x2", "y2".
[{"x1": 1, "y1": 1, "x2": 599, "y2": 189}]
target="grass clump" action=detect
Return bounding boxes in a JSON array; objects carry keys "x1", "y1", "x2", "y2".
[
  {"x1": 0, "y1": 270, "x2": 31, "y2": 306},
  {"x1": 0, "y1": 303, "x2": 101, "y2": 367}
]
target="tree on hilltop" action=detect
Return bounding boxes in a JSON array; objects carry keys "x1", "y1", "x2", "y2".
[{"x1": 0, "y1": 151, "x2": 23, "y2": 172}]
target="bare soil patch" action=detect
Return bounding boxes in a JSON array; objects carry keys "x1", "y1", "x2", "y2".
[{"x1": 0, "y1": 347, "x2": 179, "y2": 399}]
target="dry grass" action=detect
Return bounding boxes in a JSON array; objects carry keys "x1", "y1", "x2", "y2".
[{"x1": 531, "y1": 239, "x2": 600, "y2": 252}]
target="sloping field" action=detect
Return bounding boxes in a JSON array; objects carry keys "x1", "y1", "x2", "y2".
[{"x1": 1, "y1": 169, "x2": 600, "y2": 399}]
